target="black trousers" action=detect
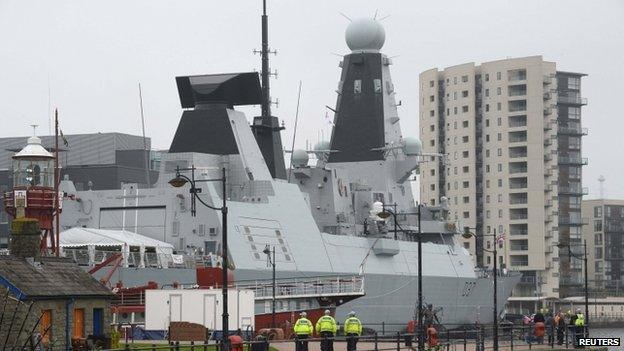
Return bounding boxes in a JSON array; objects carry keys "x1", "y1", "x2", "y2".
[
  {"x1": 556, "y1": 326, "x2": 564, "y2": 345},
  {"x1": 320, "y1": 331, "x2": 334, "y2": 351},
  {"x1": 295, "y1": 334, "x2": 309, "y2": 351},
  {"x1": 404, "y1": 335, "x2": 413, "y2": 347},
  {"x1": 346, "y1": 333, "x2": 359, "y2": 351}
]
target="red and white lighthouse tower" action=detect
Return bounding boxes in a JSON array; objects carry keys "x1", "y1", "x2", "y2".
[{"x1": 3, "y1": 133, "x2": 59, "y2": 255}]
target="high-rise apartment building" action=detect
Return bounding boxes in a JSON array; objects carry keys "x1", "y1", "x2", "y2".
[
  {"x1": 419, "y1": 56, "x2": 587, "y2": 306},
  {"x1": 583, "y1": 199, "x2": 624, "y2": 291}
]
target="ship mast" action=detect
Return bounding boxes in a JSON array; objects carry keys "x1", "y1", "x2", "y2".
[{"x1": 251, "y1": 0, "x2": 287, "y2": 179}]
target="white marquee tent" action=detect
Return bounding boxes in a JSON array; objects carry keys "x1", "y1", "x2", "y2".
[{"x1": 59, "y1": 227, "x2": 175, "y2": 268}]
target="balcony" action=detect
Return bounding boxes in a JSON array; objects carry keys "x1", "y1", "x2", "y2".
[
  {"x1": 543, "y1": 92, "x2": 552, "y2": 100},
  {"x1": 543, "y1": 75, "x2": 553, "y2": 85},
  {"x1": 558, "y1": 156, "x2": 588, "y2": 165},
  {"x1": 559, "y1": 217, "x2": 589, "y2": 226},
  {"x1": 558, "y1": 126, "x2": 588, "y2": 136},
  {"x1": 544, "y1": 154, "x2": 553, "y2": 162},
  {"x1": 558, "y1": 94, "x2": 588, "y2": 105},
  {"x1": 543, "y1": 107, "x2": 553, "y2": 115},
  {"x1": 558, "y1": 185, "x2": 589, "y2": 195},
  {"x1": 545, "y1": 199, "x2": 553, "y2": 207},
  {"x1": 544, "y1": 139, "x2": 552, "y2": 147}
]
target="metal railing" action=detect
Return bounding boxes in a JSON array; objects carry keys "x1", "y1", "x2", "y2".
[
  {"x1": 104, "y1": 324, "x2": 595, "y2": 351},
  {"x1": 232, "y1": 275, "x2": 365, "y2": 300}
]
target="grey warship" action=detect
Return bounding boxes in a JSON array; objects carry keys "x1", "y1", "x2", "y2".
[{"x1": 56, "y1": 16, "x2": 521, "y2": 329}]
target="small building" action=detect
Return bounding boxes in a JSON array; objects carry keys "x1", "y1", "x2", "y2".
[{"x1": 0, "y1": 218, "x2": 114, "y2": 350}]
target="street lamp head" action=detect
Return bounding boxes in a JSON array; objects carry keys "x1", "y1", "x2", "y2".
[
  {"x1": 168, "y1": 176, "x2": 188, "y2": 188},
  {"x1": 462, "y1": 227, "x2": 474, "y2": 239},
  {"x1": 372, "y1": 201, "x2": 393, "y2": 219},
  {"x1": 262, "y1": 244, "x2": 271, "y2": 255}
]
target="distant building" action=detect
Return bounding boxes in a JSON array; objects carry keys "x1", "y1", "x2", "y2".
[
  {"x1": 419, "y1": 56, "x2": 588, "y2": 309},
  {"x1": 582, "y1": 199, "x2": 624, "y2": 291},
  {"x1": 0, "y1": 132, "x2": 160, "y2": 247},
  {"x1": 0, "y1": 218, "x2": 113, "y2": 350}
]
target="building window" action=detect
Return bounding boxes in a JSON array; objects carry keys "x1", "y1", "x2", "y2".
[
  {"x1": 485, "y1": 104, "x2": 490, "y2": 112},
  {"x1": 462, "y1": 75, "x2": 468, "y2": 83},
  {"x1": 496, "y1": 72, "x2": 501, "y2": 80},
  {"x1": 594, "y1": 233, "x2": 602, "y2": 245},
  {"x1": 497, "y1": 117, "x2": 502, "y2": 126},
  {"x1": 486, "y1": 180, "x2": 490, "y2": 188},
  {"x1": 594, "y1": 220, "x2": 602, "y2": 232},
  {"x1": 430, "y1": 184, "x2": 436, "y2": 191},
  {"x1": 463, "y1": 196, "x2": 470, "y2": 204},
  {"x1": 430, "y1": 125, "x2": 435, "y2": 132},
  {"x1": 595, "y1": 248, "x2": 603, "y2": 259},
  {"x1": 430, "y1": 169, "x2": 435, "y2": 176},
  {"x1": 497, "y1": 148, "x2": 502, "y2": 157},
  {"x1": 354, "y1": 79, "x2": 362, "y2": 94},
  {"x1": 486, "y1": 195, "x2": 491, "y2": 203},
  {"x1": 497, "y1": 133, "x2": 502, "y2": 141},
  {"x1": 454, "y1": 107, "x2": 458, "y2": 115},
  {"x1": 497, "y1": 87, "x2": 501, "y2": 95},
  {"x1": 462, "y1": 105, "x2": 469, "y2": 113},
  {"x1": 485, "y1": 73, "x2": 489, "y2": 82},
  {"x1": 430, "y1": 110, "x2": 435, "y2": 117},
  {"x1": 486, "y1": 119, "x2": 490, "y2": 127},
  {"x1": 430, "y1": 95, "x2": 435, "y2": 102},
  {"x1": 568, "y1": 77, "x2": 580, "y2": 90},
  {"x1": 594, "y1": 206, "x2": 602, "y2": 218},
  {"x1": 462, "y1": 120, "x2": 469, "y2": 128},
  {"x1": 485, "y1": 89, "x2": 490, "y2": 97},
  {"x1": 462, "y1": 90, "x2": 469, "y2": 98},
  {"x1": 462, "y1": 166, "x2": 469, "y2": 173},
  {"x1": 453, "y1": 92, "x2": 457, "y2": 100},
  {"x1": 486, "y1": 210, "x2": 491, "y2": 219},
  {"x1": 462, "y1": 151, "x2": 469, "y2": 158},
  {"x1": 486, "y1": 135, "x2": 490, "y2": 143},
  {"x1": 454, "y1": 77, "x2": 458, "y2": 84},
  {"x1": 498, "y1": 163, "x2": 503, "y2": 172},
  {"x1": 498, "y1": 209, "x2": 503, "y2": 218},
  {"x1": 498, "y1": 179, "x2": 503, "y2": 187},
  {"x1": 454, "y1": 121, "x2": 458, "y2": 129},
  {"x1": 463, "y1": 211, "x2": 470, "y2": 218},
  {"x1": 430, "y1": 140, "x2": 435, "y2": 147},
  {"x1": 430, "y1": 80, "x2": 435, "y2": 87},
  {"x1": 497, "y1": 102, "x2": 502, "y2": 111},
  {"x1": 462, "y1": 136, "x2": 469, "y2": 143},
  {"x1": 463, "y1": 242, "x2": 470, "y2": 249},
  {"x1": 498, "y1": 194, "x2": 503, "y2": 203},
  {"x1": 463, "y1": 181, "x2": 469, "y2": 188},
  {"x1": 486, "y1": 149, "x2": 490, "y2": 157},
  {"x1": 486, "y1": 165, "x2": 490, "y2": 173}
]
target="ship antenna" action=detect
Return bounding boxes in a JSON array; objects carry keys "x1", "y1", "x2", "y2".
[
  {"x1": 258, "y1": 0, "x2": 277, "y2": 118},
  {"x1": 287, "y1": 81, "x2": 303, "y2": 182},
  {"x1": 138, "y1": 83, "x2": 151, "y2": 187}
]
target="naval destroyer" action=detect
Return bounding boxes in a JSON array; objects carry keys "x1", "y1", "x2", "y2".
[{"x1": 50, "y1": 14, "x2": 521, "y2": 330}]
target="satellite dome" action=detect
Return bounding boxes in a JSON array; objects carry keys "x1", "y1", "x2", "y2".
[
  {"x1": 345, "y1": 18, "x2": 386, "y2": 52},
  {"x1": 13, "y1": 136, "x2": 54, "y2": 159},
  {"x1": 403, "y1": 137, "x2": 422, "y2": 156},
  {"x1": 291, "y1": 149, "x2": 309, "y2": 168}
]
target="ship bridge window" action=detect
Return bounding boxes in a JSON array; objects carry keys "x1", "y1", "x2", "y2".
[
  {"x1": 374, "y1": 79, "x2": 382, "y2": 93},
  {"x1": 354, "y1": 80, "x2": 362, "y2": 94}
]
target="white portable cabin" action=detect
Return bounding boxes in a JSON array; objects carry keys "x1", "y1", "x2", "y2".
[{"x1": 145, "y1": 289, "x2": 254, "y2": 332}]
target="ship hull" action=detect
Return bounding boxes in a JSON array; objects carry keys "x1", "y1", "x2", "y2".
[{"x1": 93, "y1": 267, "x2": 520, "y2": 330}]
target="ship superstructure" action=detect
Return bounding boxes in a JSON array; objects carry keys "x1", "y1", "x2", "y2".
[{"x1": 47, "y1": 17, "x2": 522, "y2": 330}]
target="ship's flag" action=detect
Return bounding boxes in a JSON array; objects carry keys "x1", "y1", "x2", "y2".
[
  {"x1": 60, "y1": 129, "x2": 69, "y2": 147},
  {"x1": 496, "y1": 233, "x2": 506, "y2": 245},
  {"x1": 325, "y1": 111, "x2": 334, "y2": 126}
]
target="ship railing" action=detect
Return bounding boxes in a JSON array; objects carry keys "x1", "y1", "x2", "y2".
[
  {"x1": 61, "y1": 247, "x2": 199, "y2": 269},
  {"x1": 233, "y1": 275, "x2": 365, "y2": 300}
]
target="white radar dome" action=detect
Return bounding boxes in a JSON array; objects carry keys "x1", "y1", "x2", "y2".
[
  {"x1": 403, "y1": 137, "x2": 422, "y2": 156},
  {"x1": 291, "y1": 149, "x2": 309, "y2": 168},
  {"x1": 345, "y1": 18, "x2": 386, "y2": 52}
]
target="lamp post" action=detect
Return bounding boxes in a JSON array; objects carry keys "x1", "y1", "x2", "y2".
[
  {"x1": 374, "y1": 202, "x2": 424, "y2": 351},
  {"x1": 559, "y1": 240, "x2": 589, "y2": 336},
  {"x1": 263, "y1": 244, "x2": 276, "y2": 328},
  {"x1": 463, "y1": 228, "x2": 501, "y2": 351},
  {"x1": 169, "y1": 166, "x2": 229, "y2": 348}
]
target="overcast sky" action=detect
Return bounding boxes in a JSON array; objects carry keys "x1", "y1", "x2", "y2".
[{"x1": 1, "y1": 0, "x2": 623, "y2": 198}]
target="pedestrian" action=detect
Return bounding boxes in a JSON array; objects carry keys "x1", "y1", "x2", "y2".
[
  {"x1": 344, "y1": 311, "x2": 362, "y2": 351},
  {"x1": 545, "y1": 312, "x2": 554, "y2": 345},
  {"x1": 229, "y1": 329, "x2": 244, "y2": 351},
  {"x1": 534, "y1": 321, "x2": 546, "y2": 344},
  {"x1": 555, "y1": 310, "x2": 565, "y2": 345},
  {"x1": 294, "y1": 312, "x2": 314, "y2": 351},
  {"x1": 574, "y1": 308, "x2": 585, "y2": 349},
  {"x1": 405, "y1": 318, "x2": 416, "y2": 348},
  {"x1": 426, "y1": 324, "x2": 438, "y2": 350},
  {"x1": 569, "y1": 310, "x2": 578, "y2": 346},
  {"x1": 534, "y1": 309, "x2": 545, "y2": 323},
  {"x1": 316, "y1": 309, "x2": 337, "y2": 351}
]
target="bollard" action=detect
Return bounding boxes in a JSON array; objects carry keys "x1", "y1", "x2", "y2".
[
  {"x1": 191, "y1": 340, "x2": 195, "y2": 351},
  {"x1": 382, "y1": 322, "x2": 385, "y2": 336},
  {"x1": 175, "y1": 341, "x2": 180, "y2": 351},
  {"x1": 396, "y1": 331, "x2": 401, "y2": 351},
  {"x1": 264, "y1": 334, "x2": 270, "y2": 351},
  {"x1": 374, "y1": 331, "x2": 379, "y2": 351},
  {"x1": 125, "y1": 343, "x2": 130, "y2": 351},
  {"x1": 151, "y1": 344, "x2": 156, "y2": 351},
  {"x1": 204, "y1": 340, "x2": 208, "y2": 351},
  {"x1": 510, "y1": 325, "x2": 513, "y2": 351},
  {"x1": 565, "y1": 325, "x2": 568, "y2": 348}
]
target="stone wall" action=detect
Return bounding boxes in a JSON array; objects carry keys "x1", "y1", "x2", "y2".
[{"x1": 0, "y1": 296, "x2": 111, "y2": 350}]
